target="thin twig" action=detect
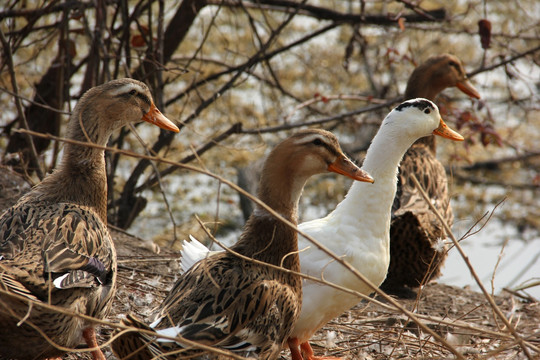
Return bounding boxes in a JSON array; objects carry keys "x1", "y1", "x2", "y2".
[
  {"x1": 410, "y1": 174, "x2": 535, "y2": 359},
  {"x1": 193, "y1": 217, "x2": 466, "y2": 359},
  {"x1": 16, "y1": 128, "x2": 537, "y2": 358},
  {"x1": 0, "y1": 86, "x2": 71, "y2": 115},
  {"x1": 0, "y1": 28, "x2": 44, "y2": 179},
  {"x1": 468, "y1": 44, "x2": 540, "y2": 77}
]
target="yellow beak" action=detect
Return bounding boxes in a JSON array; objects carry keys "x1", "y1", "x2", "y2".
[
  {"x1": 456, "y1": 79, "x2": 481, "y2": 100},
  {"x1": 328, "y1": 155, "x2": 374, "y2": 183},
  {"x1": 433, "y1": 119, "x2": 464, "y2": 141},
  {"x1": 142, "y1": 103, "x2": 180, "y2": 133}
]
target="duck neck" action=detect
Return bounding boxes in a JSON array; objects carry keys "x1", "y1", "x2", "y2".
[
  {"x1": 232, "y1": 165, "x2": 304, "y2": 272},
  {"x1": 412, "y1": 134, "x2": 436, "y2": 153},
  {"x1": 361, "y1": 127, "x2": 414, "y2": 182},
  {"x1": 31, "y1": 108, "x2": 111, "y2": 224},
  {"x1": 331, "y1": 128, "x2": 415, "y2": 236}
]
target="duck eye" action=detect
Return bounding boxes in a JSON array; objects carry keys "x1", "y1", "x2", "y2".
[
  {"x1": 424, "y1": 108, "x2": 431, "y2": 114},
  {"x1": 312, "y1": 138, "x2": 323, "y2": 146},
  {"x1": 448, "y1": 61, "x2": 459, "y2": 69},
  {"x1": 129, "y1": 89, "x2": 137, "y2": 96}
]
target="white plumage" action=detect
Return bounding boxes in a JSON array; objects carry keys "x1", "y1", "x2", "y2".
[{"x1": 179, "y1": 99, "x2": 464, "y2": 360}]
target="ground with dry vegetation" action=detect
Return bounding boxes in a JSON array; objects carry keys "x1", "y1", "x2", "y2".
[
  {"x1": 0, "y1": 167, "x2": 538, "y2": 359},
  {"x1": 110, "y1": 234, "x2": 540, "y2": 360}
]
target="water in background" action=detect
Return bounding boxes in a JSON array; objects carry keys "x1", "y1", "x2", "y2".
[
  {"x1": 134, "y1": 173, "x2": 540, "y2": 299},
  {"x1": 440, "y1": 217, "x2": 540, "y2": 299}
]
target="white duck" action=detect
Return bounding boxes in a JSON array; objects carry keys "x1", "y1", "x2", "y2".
[
  {"x1": 381, "y1": 54, "x2": 481, "y2": 295},
  {"x1": 111, "y1": 129, "x2": 373, "y2": 360},
  {"x1": 180, "y1": 99, "x2": 464, "y2": 360}
]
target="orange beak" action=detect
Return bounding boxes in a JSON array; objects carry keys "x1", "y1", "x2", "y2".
[
  {"x1": 433, "y1": 118, "x2": 464, "y2": 141},
  {"x1": 456, "y1": 78, "x2": 481, "y2": 99},
  {"x1": 328, "y1": 155, "x2": 374, "y2": 183},
  {"x1": 142, "y1": 103, "x2": 180, "y2": 133}
]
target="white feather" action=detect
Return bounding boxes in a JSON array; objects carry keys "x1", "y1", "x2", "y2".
[
  {"x1": 154, "y1": 326, "x2": 185, "y2": 343},
  {"x1": 53, "y1": 273, "x2": 69, "y2": 289},
  {"x1": 178, "y1": 99, "x2": 448, "y2": 345},
  {"x1": 179, "y1": 235, "x2": 217, "y2": 274}
]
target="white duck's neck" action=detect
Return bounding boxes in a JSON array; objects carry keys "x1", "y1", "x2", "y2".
[
  {"x1": 362, "y1": 125, "x2": 415, "y2": 180},
  {"x1": 330, "y1": 126, "x2": 416, "y2": 237}
]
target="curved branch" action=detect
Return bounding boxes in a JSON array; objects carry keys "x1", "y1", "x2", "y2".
[
  {"x1": 0, "y1": 28, "x2": 44, "y2": 179},
  {"x1": 468, "y1": 44, "x2": 540, "y2": 78},
  {"x1": 205, "y1": 0, "x2": 446, "y2": 24}
]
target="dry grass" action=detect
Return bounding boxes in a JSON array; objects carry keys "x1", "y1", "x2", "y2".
[
  {"x1": 0, "y1": 159, "x2": 538, "y2": 360},
  {"x1": 104, "y1": 229, "x2": 539, "y2": 360}
]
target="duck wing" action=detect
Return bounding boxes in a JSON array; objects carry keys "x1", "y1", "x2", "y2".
[
  {"x1": 152, "y1": 254, "x2": 296, "y2": 355},
  {"x1": 0, "y1": 202, "x2": 115, "y2": 301},
  {"x1": 384, "y1": 144, "x2": 451, "y2": 291},
  {"x1": 392, "y1": 144, "x2": 452, "y2": 224}
]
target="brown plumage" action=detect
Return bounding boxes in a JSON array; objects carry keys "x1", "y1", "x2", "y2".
[
  {"x1": 111, "y1": 129, "x2": 373, "y2": 360},
  {"x1": 0, "y1": 78, "x2": 179, "y2": 360},
  {"x1": 381, "y1": 54, "x2": 481, "y2": 296}
]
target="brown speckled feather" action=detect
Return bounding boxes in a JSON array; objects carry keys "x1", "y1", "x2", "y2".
[
  {"x1": 385, "y1": 144, "x2": 451, "y2": 288},
  {"x1": 112, "y1": 129, "x2": 371, "y2": 360},
  {"x1": 382, "y1": 54, "x2": 480, "y2": 294},
  {"x1": 113, "y1": 220, "x2": 301, "y2": 360},
  {"x1": 0, "y1": 78, "x2": 178, "y2": 360},
  {"x1": 0, "y1": 202, "x2": 115, "y2": 296},
  {"x1": 152, "y1": 217, "x2": 301, "y2": 359},
  {"x1": 0, "y1": 201, "x2": 116, "y2": 359}
]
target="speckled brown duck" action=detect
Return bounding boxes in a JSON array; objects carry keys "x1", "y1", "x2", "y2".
[
  {"x1": 0, "y1": 78, "x2": 179, "y2": 360},
  {"x1": 111, "y1": 129, "x2": 374, "y2": 360},
  {"x1": 177, "y1": 99, "x2": 465, "y2": 360},
  {"x1": 381, "y1": 54, "x2": 481, "y2": 296}
]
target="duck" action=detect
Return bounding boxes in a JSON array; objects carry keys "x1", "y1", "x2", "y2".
[
  {"x1": 380, "y1": 54, "x2": 481, "y2": 296},
  {"x1": 111, "y1": 129, "x2": 374, "y2": 360},
  {"x1": 0, "y1": 78, "x2": 179, "y2": 360},
  {"x1": 179, "y1": 99, "x2": 464, "y2": 360}
]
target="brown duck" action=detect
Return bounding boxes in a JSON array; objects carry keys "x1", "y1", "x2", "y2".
[
  {"x1": 381, "y1": 54, "x2": 481, "y2": 296},
  {"x1": 0, "y1": 78, "x2": 179, "y2": 360},
  {"x1": 111, "y1": 129, "x2": 374, "y2": 360}
]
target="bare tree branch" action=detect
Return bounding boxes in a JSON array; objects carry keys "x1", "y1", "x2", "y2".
[
  {"x1": 206, "y1": 0, "x2": 446, "y2": 24},
  {"x1": 0, "y1": 28, "x2": 44, "y2": 179}
]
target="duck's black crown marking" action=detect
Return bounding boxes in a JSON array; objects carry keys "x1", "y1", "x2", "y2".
[{"x1": 395, "y1": 99, "x2": 435, "y2": 113}]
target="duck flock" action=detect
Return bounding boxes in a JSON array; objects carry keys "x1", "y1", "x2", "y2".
[{"x1": 0, "y1": 54, "x2": 481, "y2": 360}]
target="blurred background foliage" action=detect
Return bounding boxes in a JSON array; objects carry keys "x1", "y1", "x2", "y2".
[{"x1": 0, "y1": 0, "x2": 539, "y2": 250}]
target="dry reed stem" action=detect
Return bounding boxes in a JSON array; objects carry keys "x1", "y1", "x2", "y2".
[
  {"x1": 0, "y1": 287, "x2": 250, "y2": 359},
  {"x1": 193, "y1": 217, "x2": 466, "y2": 360},
  {"x1": 11, "y1": 128, "x2": 539, "y2": 359},
  {"x1": 410, "y1": 173, "x2": 536, "y2": 359}
]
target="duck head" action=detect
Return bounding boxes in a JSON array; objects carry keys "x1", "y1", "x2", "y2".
[
  {"x1": 390, "y1": 98, "x2": 464, "y2": 142},
  {"x1": 405, "y1": 54, "x2": 481, "y2": 100},
  {"x1": 71, "y1": 78, "x2": 179, "y2": 145},
  {"x1": 258, "y1": 129, "x2": 373, "y2": 213},
  {"x1": 264, "y1": 129, "x2": 374, "y2": 185}
]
